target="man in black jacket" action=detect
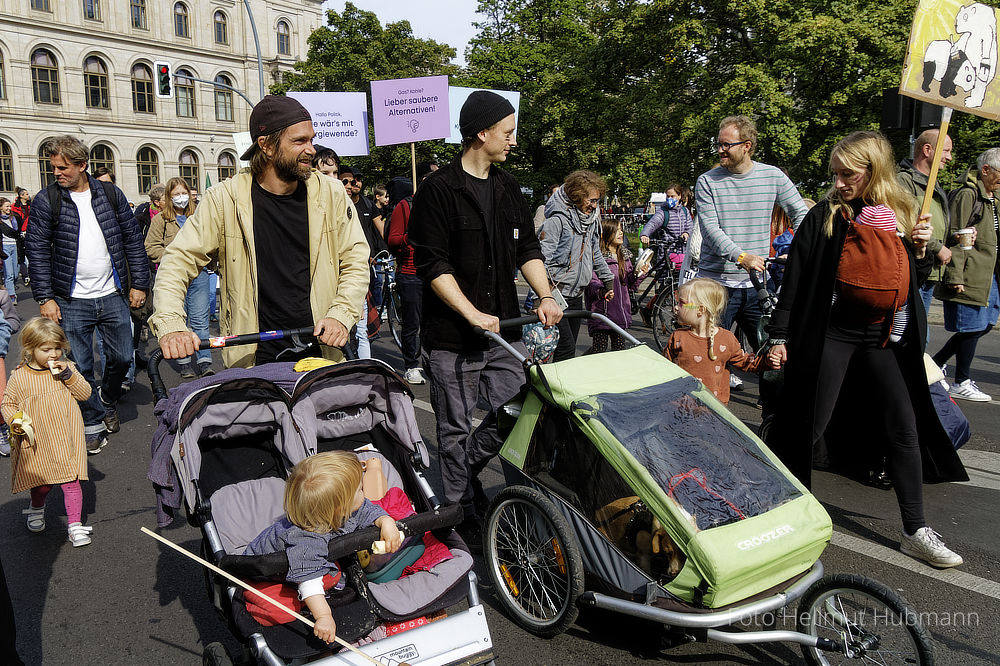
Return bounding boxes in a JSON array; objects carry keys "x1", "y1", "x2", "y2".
[
  {"x1": 409, "y1": 91, "x2": 562, "y2": 541},
  {"x1": 27, "y1": 135, "x2": 149, "y2": 453}
]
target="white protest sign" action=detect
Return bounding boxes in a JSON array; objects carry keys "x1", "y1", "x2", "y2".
[
  {"x1": 287, "y1": 91, "x2": 371, "y2": 156},
  {"x1": 233, "y1": 132, "x2": 252, "y2": 168},
  {"x1": 369, "y1": 75, "x2": 451, "y2": 146},
  {"x1": 445, "y1": 87, "x2": 521, "y2": 144}
]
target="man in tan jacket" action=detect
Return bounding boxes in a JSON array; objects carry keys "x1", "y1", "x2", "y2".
[{"x1": 150, "y1": 96, "x2": 370, "y2": 367}]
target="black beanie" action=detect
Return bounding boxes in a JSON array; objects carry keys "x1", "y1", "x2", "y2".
[{"x1": 459, "y1": 91, "x2": 515, "y2": 140}]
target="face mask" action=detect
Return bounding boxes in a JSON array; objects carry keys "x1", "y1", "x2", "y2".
[
  {"x1": 666, "y1": 197, "x2": 678, "y2": 209},
  {"x1": 172, "y1": 194, "x2": 190, "y2": 208}
]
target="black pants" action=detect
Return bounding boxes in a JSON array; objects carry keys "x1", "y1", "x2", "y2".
[
  {"x1": 397, "y1": 273, "x2": 423, "y2": 370},
  {"x1": 0, "y1": 554, "x2": 23, "y2": 666},
  {"x1": 812, "y1": 337, "x2": 925, "y2": 533},
  {"x1": 933, "y1": 324, "x2": 993, "y2": 383},
  {"x1": 553, "y1": 295, "x2": 583, "y2": 362}
]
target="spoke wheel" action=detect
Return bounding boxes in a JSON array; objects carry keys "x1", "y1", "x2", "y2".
[
  {"x1": 797, "y1": 573, "x2": 934, "y2": 666},
  {"x1": 650, "y1": 289, "x2": 676, "y2": 353},
  {"x1": 484, "y1": 486, "x2": 584, "y2": 637},
  {"x1": 387, "y1": 287, "x2": 403, "y2": 351}
]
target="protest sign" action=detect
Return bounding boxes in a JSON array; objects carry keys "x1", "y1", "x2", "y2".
[
  {"x1": 900, "y1": 0, "x2": 999, "y2": 120},
  {"x1": 369, "y1": 75, "x2": 451, "y2": 146},
  {"x1": 232, "y1": 132, "x2": 252, "y2": 168},
  {"x1": 287, "y1": 91, "x2": 370, "y2": 156},
  {"x1": 445, "y1": 87, "x2": 521, "y2": 144}
]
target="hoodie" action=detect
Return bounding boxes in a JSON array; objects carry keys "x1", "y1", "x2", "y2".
[{"x1": 538, "y1": 186, "x2": 614, "y2": 299}]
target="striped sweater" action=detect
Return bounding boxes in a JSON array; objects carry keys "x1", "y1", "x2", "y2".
[
  {"x1": 695, "y1": 163, "x2": 808, "y2": 283},
  {"x1": 2, "y1": 363, "x2": 91, "y2": 494}
]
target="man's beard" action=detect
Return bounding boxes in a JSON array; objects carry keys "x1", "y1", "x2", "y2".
[{"x1": 273, "y1": 150, "x2": 311, "y2": 183}]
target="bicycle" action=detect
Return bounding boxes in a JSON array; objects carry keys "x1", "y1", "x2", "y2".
[
  {"x1": 371, "y1": 251, "x2": 403, "y2": 351},
  {"x1": 631, "y1": 237, "x2": 686, "y2": 352}
]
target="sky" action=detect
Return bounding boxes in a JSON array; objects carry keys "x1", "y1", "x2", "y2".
[{"x1": 322, "y1": 1, "x2": 483, "y2": 65}]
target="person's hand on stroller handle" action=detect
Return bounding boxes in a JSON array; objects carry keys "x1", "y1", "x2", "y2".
[
  {"x1": 314, "y1": 317, "x2": 349, "y2": 348},
  {"x1": 535, "y1": 297, "x2": 563, "y2": 327},
  {"x1": 159, "y1": 331, "x2": 202, "y2": 359}
]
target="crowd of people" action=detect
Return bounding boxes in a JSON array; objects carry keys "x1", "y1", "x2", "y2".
[{"x1": 2, "y1": 93, "x2": 996, "y2": 657}]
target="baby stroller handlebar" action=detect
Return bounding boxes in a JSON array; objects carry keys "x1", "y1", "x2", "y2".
[
  {"x1": 475, "y1": 310, "x2": 642, "y2": 364},
  {"x1": 148, "y1": 326, "x2": 357, "y2": 403}
]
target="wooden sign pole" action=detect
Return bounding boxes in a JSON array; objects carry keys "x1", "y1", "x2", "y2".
[
  {"x1": 411, "y1": 143, "x2": 417, "y2": 194},
  {"x1": 919, "y1": 106, "x2": 954, "y2": 219}
]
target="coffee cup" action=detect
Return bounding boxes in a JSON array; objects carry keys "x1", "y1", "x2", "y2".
[{"x1": 955, "y1": 228, "x2": 974, "y2": 250}]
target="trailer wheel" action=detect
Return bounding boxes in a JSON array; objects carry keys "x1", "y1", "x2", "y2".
[
  {"x1": 202, "y1": 642, "x2": 234, "y2": 666},
  {"x1": 484, "y1": 485, "x2": 584, "y2": 637},
  {"x1": 797, "y1": 573, "x2": 934, "y2": 665}
]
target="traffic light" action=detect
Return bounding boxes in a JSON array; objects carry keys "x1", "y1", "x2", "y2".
[{"x1": 153, "y1": 61, "x2": 173, "y2": 99}]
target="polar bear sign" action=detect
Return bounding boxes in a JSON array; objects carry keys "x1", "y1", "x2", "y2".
[{"x1": 901, "y1": 0, "x2": 999, "y2": 119}]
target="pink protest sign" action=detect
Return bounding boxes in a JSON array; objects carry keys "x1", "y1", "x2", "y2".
[{"x1": 370, "y1": 75, "x2": 451, "y2": 146}]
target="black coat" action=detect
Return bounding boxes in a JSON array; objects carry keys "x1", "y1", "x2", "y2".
[
  {"x1": 766, "y1": 199, "x2": 967, "y2": 486},
  {"x1": 408, "y1": 159, "x2": 543, "y2": 353}
]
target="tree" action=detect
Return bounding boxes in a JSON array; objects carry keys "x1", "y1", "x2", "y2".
[{"x1": 273, "y1": 2, "x2": 460, "y2": 187}]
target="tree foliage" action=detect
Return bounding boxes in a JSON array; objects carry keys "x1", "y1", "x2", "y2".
[{"x1": 278, "y1": 0, "x2": 1000, "y2": 202}]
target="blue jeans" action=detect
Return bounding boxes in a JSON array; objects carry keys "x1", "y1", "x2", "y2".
[
  {"x1": 354, "y1": 295, "x2": 371, "y2": 359},
  {"x1": 96, "y1": 317, "x2": 136, "y2": 384},
  {"x1": 180, "y1": 270, "x2": 211, "y2": 365},
  {"x1": 56, "y1": 293, "x2": 133, "y2": 434},
  {"x1": 0, "y1": 319, "x2": 11, "y2": 358},
  {"x1": 209, "y1": 272, "x2": 219, "y2": 321},
  {"x1": 2, "y1": 244, "x2": 17, "y2": 298},
  {"x1": 721, "y1": 286, "x2": 764, "y2": 351},
  {"x1": 919, "y1": 281, "x2": 935, "y2": 348}
]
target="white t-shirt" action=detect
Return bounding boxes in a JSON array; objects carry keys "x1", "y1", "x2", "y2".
[{"x1": 69, "y1": 189, "x2": 116, "y2": 298}]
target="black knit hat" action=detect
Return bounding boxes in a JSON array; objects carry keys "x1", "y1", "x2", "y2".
[
  {"x1": 241, "y1": 95, "x2": 313, "y2": 160},
  {"x1": 459, "y1": 91, "x2": 515, "y2": 140}
]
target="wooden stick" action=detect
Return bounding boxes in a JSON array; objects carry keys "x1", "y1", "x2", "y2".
[
  {"x1": 918, "y1": 106, "x2": 954, "y2": 219},
  {"x1": 410, "y1": 142, "x2": 417, "y2": 194},
  {"x1": 140, "y1": 527, "x2": 398, "y2": 666}
]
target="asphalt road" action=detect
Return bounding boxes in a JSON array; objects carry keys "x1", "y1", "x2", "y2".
[{"x1": 2, "y1": 288, "x2": 998, "y2": 665}]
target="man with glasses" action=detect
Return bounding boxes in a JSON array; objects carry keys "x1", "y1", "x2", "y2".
[{"x1": 696, "y1": 115, "x2": 808, "y2": 359}]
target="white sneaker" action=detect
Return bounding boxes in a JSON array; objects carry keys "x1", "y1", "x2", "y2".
[
  {"x1": 67, "y1": 522, "x2": 93, "y2": 547},
  {"x1": 900, "y1": 527, "x2": 962, "y2": 568},
  {"x1": 948, "y1": 379, "x2": 991, "y2": 402},
  {"x1": 403, "y1": 367, "x2": 427, "y2": 385},
  {"x1": 729, "y1": 374, "x2": 744, "y2": 391}
]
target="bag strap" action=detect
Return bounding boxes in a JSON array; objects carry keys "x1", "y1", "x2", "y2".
[{"x1": 46, "y1": 179, "x2": 118, "y2": 219}]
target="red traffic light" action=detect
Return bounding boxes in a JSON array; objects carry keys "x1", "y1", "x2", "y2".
[{"x1": 159, "y1": 66, "x2": 168, "y2": 74}]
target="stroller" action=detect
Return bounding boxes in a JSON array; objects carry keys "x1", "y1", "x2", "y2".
[
  {"x1": 479, "y1": 312, "x2": 934, "y2": 664},
  {"x1": 148, "y1": 329, "x2": 494, "y2": 666}
]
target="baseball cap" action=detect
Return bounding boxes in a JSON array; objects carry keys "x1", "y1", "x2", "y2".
[{"x1": 241, "y1": 95, "x2": 313, "y2": 161}]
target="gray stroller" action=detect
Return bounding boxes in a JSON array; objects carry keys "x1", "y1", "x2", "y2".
[{"x1": 148, "y1": 329, "x2": 494, "y2": 665}]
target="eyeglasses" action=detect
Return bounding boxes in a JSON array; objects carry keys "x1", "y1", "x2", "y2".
[
  {"x1": 587, "y1": 198, "x2": 600, "y2": 205},
  {"x1": 714, "y1": 139, "x2": 748, "y2": 151},
  {"x1": 341, "y1": 178, "x2": 356, "y2": 186}
]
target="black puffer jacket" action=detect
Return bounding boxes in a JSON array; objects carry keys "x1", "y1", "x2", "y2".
[{"x1": 26, "y1": 176, "x2": 151, "y2": 301}]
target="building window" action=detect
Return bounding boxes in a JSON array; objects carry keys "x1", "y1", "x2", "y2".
[
  {"x1": 38, "y1": 141, "x2": 56, "y2": 187},
  {"x1": 217, "y1": 152, "x2": 237, "y2": 182},
  {"x1": 131, "y1": 63, "x2": 154, "y2": 113},
  {"x1": 83, "y1": 0, "x2": 101, "y2": 21},
  {"x1": 84, "y1": 56, "x2": 110, "y2": 109},
  {"x1": 137, "y1": 146, "x2": 159, "y2": 194},
  {"x1": 89, "y1": 144, "x2": 115, "y2": 177},
  {"x1": 0, "y1": 140, "x2": 13, "y2": 193},
  {"x1": 214, "y1": 11, "x2": 228, "y2": 45},
  {"x1": 31, "y1": 49, "x2": 60, "y2": 104},
  {"x1": 277, "y1": 21, "x2": 291, "y2": 56},
  {"x1": 175, "y1": 68, "x2": 196, "y2": 117},
  {"x1": 130, "y1": 0, "x2": 147, "y2": 30},
  {"x1": 179, "y1": 150, "x2": 199, "y2": 191},
  {"x1": 31, "y1": 0, "x2": 51, "y2": 11},
  {"x1": 174, "y1": 3, "x2": 190, "y2": 39},
  {"x1": 214, "y1": 74, "x2": 234, "y2": 122}
]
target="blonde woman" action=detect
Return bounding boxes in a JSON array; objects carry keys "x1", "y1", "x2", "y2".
[
  {"x1": 766, "y1": 131, "x2": 967, "y2": 568},
  {"x1": 145, "y1": 177, "x2": 212, "y2": 378}
]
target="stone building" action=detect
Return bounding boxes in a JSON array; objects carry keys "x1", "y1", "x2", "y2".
[{"x1": 0, "y1": 0, "x2": 323, "y2": 204}]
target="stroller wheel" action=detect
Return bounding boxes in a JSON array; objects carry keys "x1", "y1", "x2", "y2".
[
  {"x1": 796, "y1": 573, "x2": 933, "y2": 665},
  {"x1": 483, "y1": 485, "x2": 584, "y2": 638},
  {"x1": 202, "y1": 642, "x2": 234, "y2": 666}
]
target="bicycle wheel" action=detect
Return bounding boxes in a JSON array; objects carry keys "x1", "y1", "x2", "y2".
[
  {"x1": 797, "y1": 573, "x2": 934, "y2": 665},
  {"x1": 650, "y1": 289, "x2": 676, "y2": 352},
  {"x1": 484, "y1": 486, "x2": 584, "y2": 638},
  {"x1": 386, "y1": 286, "x2": 403, "y2": 350}
]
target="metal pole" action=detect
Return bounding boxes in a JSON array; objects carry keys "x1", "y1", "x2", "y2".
[
  {"x1": 241, "y1": 0, "x2": 266, "y2": 100},
  {"x1": 177, "y1": 74, "x2": 254, "y2": 108}
]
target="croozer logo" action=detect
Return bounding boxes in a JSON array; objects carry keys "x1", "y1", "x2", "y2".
[{"x1": 736, "y1": 525, "x2": 795, "y2": 551}]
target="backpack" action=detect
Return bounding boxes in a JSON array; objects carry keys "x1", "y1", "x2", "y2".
[{"x1": 47, "y1": 179, "x2": 118, "y2": 220}]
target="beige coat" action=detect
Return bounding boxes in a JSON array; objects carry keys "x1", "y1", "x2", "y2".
[
  {"x1": 144, "y1": 211, "x2": 181, "y2": 262},
  {"x1": 2, "y1": 364, "x2": 91, "y2": 494},
  {"x1": 149, "y1": 170, "x2": 370, "y2": 368}
]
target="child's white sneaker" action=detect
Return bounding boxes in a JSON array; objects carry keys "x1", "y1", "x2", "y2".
[
  {"x1": 67, "y1": 522, "x2": 93, "y2": 547},
  {"x1": 900, "y1": 527, "x2": 962, "y2": 568},
  {"x1": 24, "y1": 506, "x2": 45, "y2": 532}
]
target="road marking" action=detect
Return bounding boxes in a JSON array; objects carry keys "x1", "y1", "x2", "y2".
[
  {"x1": 412, "y1": 398, "x2": 482, "y2": 428},
  {"x1": 954, "y1": 448, "x2": 1000, "y2": 491},
  {"x1": 830, "y1": 531, "x2": 1000, "y2": 601}
]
